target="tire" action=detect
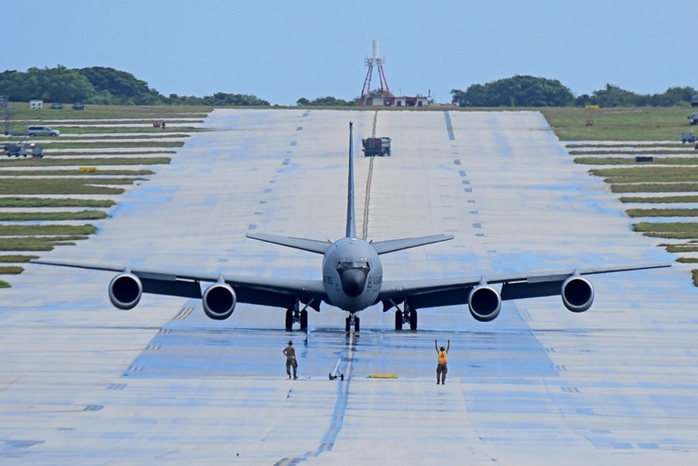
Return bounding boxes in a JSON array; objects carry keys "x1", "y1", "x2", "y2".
[
  {"x1": 345, "y1": 317, "x2": 351, "y2": 333},
  {"x1": 394, "y1": 310, "x2": 403, "y2": 330},
  {"x1": 354, "y1": 317, "x2": 360, "y2": 333},
  {"x1": 409, "y1": 309, "x2": 418, "y2": 330},
  {"x1": 285, "y1": 309, "x2": 293, "y2": 331},
  {"x1": 300, "y1": 310, "x2": 308, "y2": 331},
  {"x1": 28, "y1": 133, "x2": 35, "y2": 137}
]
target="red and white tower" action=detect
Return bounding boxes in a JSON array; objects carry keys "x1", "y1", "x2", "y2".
[{"x1": 359, "y1": 40, "x2": 392, "y2": 106}]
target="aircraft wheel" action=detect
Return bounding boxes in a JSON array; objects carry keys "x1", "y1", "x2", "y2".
[
  {"x1": 354, "y1": 317, "x2": 360, "y2": 333},
  {"x1": 345, "y1": 317, "x2": 351, "y2": 333},
  {"x1": 300, "y1": 310, "x2": 308, "y2": 331},
  {"x1": 394, "y1": 310, "x2": 403, "y2": 330},
  {"x1": 409, "y1": 309, "x2": 418, "y2": 330},
  {"x1": 285, "y1": 309, "x2": 293, "y2": 331}
]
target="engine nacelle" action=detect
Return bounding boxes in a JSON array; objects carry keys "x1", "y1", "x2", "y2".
[
  {"x1": 203, "y1": 283, "x2": 237, "y2": 320},
  {"x1": 561, "y1": 276, "x2": 594, "y2": 313},
  {"x1": 109, "y1": 273, "x2": 142, "y2": 310},
  {"x1": 468, "y1": 285, "x2": 502, "y2": 322}
]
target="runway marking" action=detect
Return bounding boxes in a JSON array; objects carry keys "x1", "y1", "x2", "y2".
[
  {"x1": 443, "y1": 111, "x2": 455, "y2": 140},
  {"x1": 361, "y1": 111, "x2": 379, "y2": 240},
  {"x1": 173, "y1": 306, "x2": 194, "y2": 321}
]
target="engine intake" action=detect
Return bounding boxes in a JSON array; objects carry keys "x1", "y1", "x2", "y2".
[
  {"x1": 109, "y1": 273, "x2": 142, "y2": 310},
  {"x1": 203, "y1": 283, "x2": 237, "y2": 320},
  {"x1": 561, "y1": 276, "x2": 594, "y2": 313},
  {"x1": 468, "y1": 285, "x2": 502, "y2": 322}
]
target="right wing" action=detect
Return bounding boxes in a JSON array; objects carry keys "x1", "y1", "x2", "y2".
[{"x1": 31, "y1": 259, "x2": 328, "y2": 311}]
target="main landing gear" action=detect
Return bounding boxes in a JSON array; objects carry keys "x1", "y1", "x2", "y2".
[
  {"x1": 345, "y1": 312, "x2": 360, "y2": 333},
  {"x1": 285, "y1": 304, "x2": 309, "y2": 331},
  {"x1": 394, "y1": 303, "x2": 417, "y2": 330}
]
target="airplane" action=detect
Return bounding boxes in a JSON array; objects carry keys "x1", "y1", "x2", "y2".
[{"x1": 32, "y1": 122, "x2": 670, "y2": 332}]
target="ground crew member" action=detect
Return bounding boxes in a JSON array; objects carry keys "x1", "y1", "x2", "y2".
[
  {"x1": 283, "y1": 340, "x2": 298, "y2": 379},
  {"x1": 435, "y1": 339, "x2": 450, "y2": 385}
]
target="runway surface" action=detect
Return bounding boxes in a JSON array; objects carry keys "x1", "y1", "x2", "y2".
[{"x1": 2, "y1": 109, "x2": 697, "y2": 465}]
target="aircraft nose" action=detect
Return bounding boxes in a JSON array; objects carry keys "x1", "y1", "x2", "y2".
[{"x1": 340, "y1": 268, "x2": 367, "y2": 297}]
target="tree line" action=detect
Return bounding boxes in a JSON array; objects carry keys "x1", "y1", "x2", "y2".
[
  {"x1": 1, "y1": 66, "x2": 695, "y2": 107},
  {"x1": 0, "y1": 66, "x2": 269, "y2": 106},
  {"x1": 450, "y1": 75, "x2": 697, "y2": 108}
]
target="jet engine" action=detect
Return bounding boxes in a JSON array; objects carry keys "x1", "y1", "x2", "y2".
[
  {"x1": 202, "y1": 283, "x2": 237, "y2": 320},
  {"x1": 468, "y1": 285, "x2": 502, "y2": 322},
  {"x1": 561, "y1": 275, "x2": 594, "y2": 313},
  {"x1": 108, "y1": 273, "x2": 142, "y2": 310}
]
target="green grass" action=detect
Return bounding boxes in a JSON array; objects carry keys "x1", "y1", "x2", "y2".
[
  {"x1": 663, "y1": 244, "x2": 698, "y2": 253},
  {"x1": 0, "y1": 197, "x2": 114, "y2": 208},
  {"x1": 0, "y1": 236, "x2": 90, "y2": 251},
  {"x1": 0, "y1": 157, "x2": 171, "y2": 166},
  {"x1": 633, "y1": 222, "x2": 698, "y2": 239},
  {"x1": 626, "y1": 208, "x2": 698, "y2": 217},
  {"x1": 0, "y1": 266, "x2": 22, "y2": 274},
  {"x1": 10, "y1": 104, "x2": 212, "y2": 120},
  {"x1": 0, "y1": 225, "x2": 97, "y2": 236},
  {"x1": 591, "y1": 167, "x2": 698, "y2": 183},
  {"x1": 0, "y1": 280, "x2": 9, "y2": 288},
  {"x1": 0, "y1": 210, "x2": 108, "y2": 221},
  {"x1": 620, "y1": 195, "x2": 698, "y2": 203},
  {"x1": 0, "y1": 178, "x2": 135, "y2": 195},
  {"x1": 31, "y1": 141, "x2": 184, "y2": 149},
  {"x1": 0, "y1": 169, "x2": 153, "y2": 176},
  {"x1": 611, "y1": 183, "x2": 698, "y2": 193},
  {"x1": 576, "y1": 157, "x2": 698, "y2": 166},
  {"x1": 0, "y1": 254, "x2": 39, "y2": 262},
  {"x1": 540, "y1": 107, "x2": 694, "y2": 141}
]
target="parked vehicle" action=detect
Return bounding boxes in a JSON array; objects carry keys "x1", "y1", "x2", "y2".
[
  {"x1": 689, "y1": 113, "x2": 698, "y2": 125},
  {"x1": 25, "y1": 126, "x2": 60, "y2": 137},
  {"x1": 362, "y1": 137, "x2": 391, "y2": 156},
  {"x1": 681, "y1": 132, "x2": 696, "y2": 143}
]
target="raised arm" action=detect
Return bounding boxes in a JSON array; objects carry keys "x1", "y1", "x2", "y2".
[{"x1": 447, "y1": 340, "x2": 450, "y2": 352}]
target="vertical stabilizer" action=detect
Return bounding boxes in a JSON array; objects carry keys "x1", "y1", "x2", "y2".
[{"x1": 346, "y1": 122, "x2": 357, "y2": 239}]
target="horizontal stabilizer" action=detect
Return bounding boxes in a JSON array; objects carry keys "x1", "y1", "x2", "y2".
[
  {"x1": 372, "y1": 234, "x2": 454, "y2": 255},
  {"x1": 246, "y1": 232, "x2": 332, "y2": 254}
]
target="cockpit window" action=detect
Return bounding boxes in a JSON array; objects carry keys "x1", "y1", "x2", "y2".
[{"x1": 338, "y1": 258, "x2": 370, "y2": 270}]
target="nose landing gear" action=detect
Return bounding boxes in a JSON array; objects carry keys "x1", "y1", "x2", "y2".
[{"x1": 345, "y1": 312, "x2": 360, "y2": 333}]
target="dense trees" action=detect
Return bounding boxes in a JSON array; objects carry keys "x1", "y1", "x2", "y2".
[
  {"x1": 2, "y1": 66, "x2": 695, "y2": 107},
  {"x1": 0, "y1": 66, "x2": 269, "y2": 106},
  {"x1": 451, "y1": 75, "x2": 575, "y2": 107},
  {"x1": 451, "y1": 76, "x2": 697, "y2": 108}
]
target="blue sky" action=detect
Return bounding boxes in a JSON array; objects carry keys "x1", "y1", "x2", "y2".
[{"x1": 4, "y1": 0, "x2": 695, "y2": 105}]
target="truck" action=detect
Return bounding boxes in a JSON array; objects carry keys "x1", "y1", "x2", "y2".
[{"x1": 362, "y1": 137, "x2": 391, "y2": 156}]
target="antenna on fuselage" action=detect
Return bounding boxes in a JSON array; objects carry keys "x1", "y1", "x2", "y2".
[{"x1": 346, "y1": 122, "x2": 357, "y2": 239}]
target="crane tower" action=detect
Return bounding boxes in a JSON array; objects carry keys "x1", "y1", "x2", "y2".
[{"x1": 359, "y1": 40, "x2": 392, "y2": 106}]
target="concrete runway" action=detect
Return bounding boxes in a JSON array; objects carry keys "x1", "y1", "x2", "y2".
[{"x1": 2, "y1": 109, "x2": 697, "y2": 465}]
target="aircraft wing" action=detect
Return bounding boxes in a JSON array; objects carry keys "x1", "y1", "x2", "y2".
[
  {"x1": 377, "y1": 262, "x2": 671, "y2": 310},
  {"x1": 31, "y1": 259, "x2": 328, "y2": 309}
]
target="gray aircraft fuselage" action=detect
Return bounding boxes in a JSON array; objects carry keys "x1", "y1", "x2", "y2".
[{"x1": 322, "y1": 237, "x2": 383, "y2": 311}]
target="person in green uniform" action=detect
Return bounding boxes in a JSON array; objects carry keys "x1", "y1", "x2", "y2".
[{"x1": 283, "y1": 340, "x2": 298, "y2": 379}]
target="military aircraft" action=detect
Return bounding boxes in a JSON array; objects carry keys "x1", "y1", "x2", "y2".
[{"x1": 32, "y1": 122, "x2": 670, "y2": 332}]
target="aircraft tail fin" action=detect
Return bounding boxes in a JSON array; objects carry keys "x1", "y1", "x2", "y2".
[{"x1": 346, "y1": 121, "x2": 357, "y2": 239}]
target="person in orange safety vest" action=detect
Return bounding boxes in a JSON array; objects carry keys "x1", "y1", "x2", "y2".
[{"x1": 435, "y1": 339, "x2": 450, "y2": 385}]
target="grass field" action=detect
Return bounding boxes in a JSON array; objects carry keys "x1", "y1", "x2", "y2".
[
  {"x1": 544, "y1": 106, "x2": 698, "y2": 285},
  {"x1": 0, "y1": 104, "x2": 208, "y2": 287},
  {"x1": 539, "y1": 107, "x2": 695, "y2": 141}
]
